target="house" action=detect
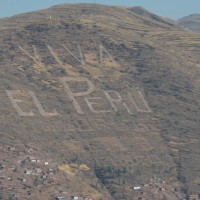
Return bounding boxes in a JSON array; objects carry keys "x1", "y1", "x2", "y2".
[
  {"x1": 6, "y1": 146, "x2": 15, "y2": 151},
  {"x1": 78, "y1": 197, "x2": 87, "y2": 200},
  {"x1": 27, "y1": 148, "x2": 33, "y2": 153},
  {"x1": 154, "y1": 176, "x2": 161, "y2": 180},
  {"x1": 55, "y1": 197, "x2": 65, "y2": 200},
  {"x1": 133, "y1": 185, "x2": 141, "y2": 190},
  {"x1": 48, "y1": 168, "x2": 55, "y2": 175},
  {"x1": 21, "y1": 157, "x2": 30, "y2": 163},
  {"x1": 45, "y1": 15, "x2": 52, "y2": 19},
  {"x1": 159, "y1": 187, "x2": 165, "y2": 191},
  {"x1": 83, "y1": 198, "x2": 89, "y2": 200},
  {"x1": 35, "y1": 168, "x2": 42, "y2": 173},
  {"x1": 42, "y1": 175, "x2": 47, "y2": 179},
  {"x1": 26, "y1": 170, "x2": 32, "y2": 175},
  {"x1": 71, "y1": 196, "x2": 79, "y2": 200}
]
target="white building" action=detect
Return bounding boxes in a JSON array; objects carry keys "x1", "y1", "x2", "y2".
[
  {"x1": 45, "y1": 15, "x2": 52, "y2": 19},
  {"x1": 133, "y1": 186, "x2": 141, "y2": 190}
]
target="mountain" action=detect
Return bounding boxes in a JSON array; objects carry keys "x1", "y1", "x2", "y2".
[
  {"x1": 178, "y1": 14, "x2": 200, "y2": 32},
  {"x1": 129, "y1": 6, "x2": 175, "y2": 27},
  {"x1": 0, "y1": 4, "x2": 200, "y2": 199}
]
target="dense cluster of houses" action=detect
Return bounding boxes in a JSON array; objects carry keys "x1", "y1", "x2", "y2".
[
  {"x1": 0, "y1": 145, "x2": 93, "y2": 200},
  {"x1": 132, "y1": 176, "x2": 200, "y2": 200}
]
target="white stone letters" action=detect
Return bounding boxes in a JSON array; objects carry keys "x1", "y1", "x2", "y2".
[
  {"x1": 103, "y1": 90, "x2": 133, "y2": 114},
  {"x1": 59, "y1": 77, "x2": 95, "y2": 114},
  {"x1": 84, "y1": 97, "x2": 111, "y2": 113},
  {"x1": 6, "y1": 90, "x2": 34, "y2": 117},
  {"x1": 18, "y1": 45, "x2": 45, "y2": 70},
  {"x1": 28, "y1": 91, "x2": 59, "y2": 117},
  {"x1": 128, "y1": 91, "x2": 152, "y2": 113},
  {"x1": 18, "y1": 44, "x2": 117, "y2": 67},
  {"x1": 47, "y1": 45, "x2": 64, "y2": 66},
  {"x1": 63, "y1": 44, "x2": 85, "y2": 65},
  {"x1": 6, "y1": 78, "x2": 152, "y2": 117},
  {"x1": 6, "y1": 90, "x2": 58, "y2": 117},
  {"x1": 99, "y1": 45, "x2": 117, "y2": 64}
]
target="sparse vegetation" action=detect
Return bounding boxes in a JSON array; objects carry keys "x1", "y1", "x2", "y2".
[{"x1": 0, "y1": 3, "x2": 199, "y2": 200}]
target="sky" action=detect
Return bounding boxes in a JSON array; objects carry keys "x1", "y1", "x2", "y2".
[{"x1": 0, "y1": 0, "x2": 200, "y2": 20}]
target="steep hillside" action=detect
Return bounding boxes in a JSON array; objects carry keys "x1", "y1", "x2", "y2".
[
  {"x1": 178, "y1": 14, "x2": 200, "y2": 32},
  {"x1": 0, "y1": 4, "x2": 200, "y2": 199}
]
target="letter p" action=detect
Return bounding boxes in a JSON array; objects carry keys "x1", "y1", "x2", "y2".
[{"x1": 59, "y1": 77, "x2": 95, "y2": 114}]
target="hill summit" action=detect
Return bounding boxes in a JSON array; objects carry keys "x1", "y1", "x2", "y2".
[{"x1": 178, "y1": 14, "x2": 200, "y2": 32}]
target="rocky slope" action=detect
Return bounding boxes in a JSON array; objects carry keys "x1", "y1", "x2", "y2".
[{"x1": 0, "y1": 4, "x2": 200, "y2": 199}]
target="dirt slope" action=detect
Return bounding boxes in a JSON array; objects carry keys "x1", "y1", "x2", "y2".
[{"x1": 0, "y1": 4, "x2": 200, "y2": 199}]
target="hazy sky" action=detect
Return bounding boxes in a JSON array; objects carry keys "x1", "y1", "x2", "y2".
[{"x1": 0, "y1": 0, "x2": 200, "y2": 19}]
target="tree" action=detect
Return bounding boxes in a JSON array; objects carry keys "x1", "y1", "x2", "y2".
[
  {"x1": 162, "y1": 195, "x2": 167, "y2": 200},
  {"x1": 0, "y1": 189, "x2": 3, "y2": 200},
  {"x1": 8, "y1": 194, "x2": 14, "y2": 200},
  {"x1": 33, "y1": 177, "x2": 40, "y2": 186}
]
